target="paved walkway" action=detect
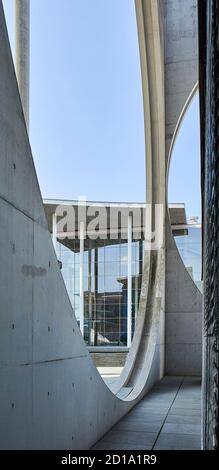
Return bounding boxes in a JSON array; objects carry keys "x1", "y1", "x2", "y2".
[{"x1": 93, "y1": 376, "x2": 201, "y2": 450}]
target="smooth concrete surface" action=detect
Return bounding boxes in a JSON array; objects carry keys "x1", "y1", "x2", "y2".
[
  {"x1": 165, "y1": 224, "x2": 202, "y2": 375},
  {"x1": 164, "y1": 0, "x2": 198, "y2": 159},
  {"x1": 163, "y1": 0, "x2": 202, "y2": 376},
  {"x1": 0, "y1": 0, "x2": 202, "y2": 450},
  {"x1": 0, "y1": 0, "x2": 166, "y2": 449},
  {"x1": 15, "y1": 0, "x2": 29, "y2": 129},
  {"x1": 134, "y1": 0, "x2": 202, "y2": 380},
  {"x1": 0, "y1": 1, "x2": 139, "y2": 449},
  {"x1": 93, "y1": 377, "x2": 201, "y2": 450},
  {"x1": 98, "y1": 367, "x2": 123, "y2": 387}
]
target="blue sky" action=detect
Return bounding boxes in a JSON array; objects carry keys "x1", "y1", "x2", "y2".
[{"x1": 3, "y1": 0, "x2": 200, "y2": 219}]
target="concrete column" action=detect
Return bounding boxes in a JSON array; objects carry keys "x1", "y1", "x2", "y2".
[
  {"x1": 15, "y1": 0, "x2": 30, "y2": 130},
  {"x1": 94, "y1": 247, "x2": 98, "y2": 346},
  {"x1": 127, "y1": 215, "x2": 132, "y2": 347},
  {"x1": 88, "y1": 242, "x2": 92, "y2": 345},
  {"x1": 52, "y1": 213, "x2": 57, "y2": 252},
  {"x1": 134, "y1": 275, "x2": 138, "y2": 324},
  {"x1": 79, "y1": 221, "x2": 84, "y2": 337}
]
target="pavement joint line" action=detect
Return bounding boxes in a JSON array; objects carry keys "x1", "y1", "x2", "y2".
[{"x1": 151, "y1": 376, "x2": 185, "y2": 450}]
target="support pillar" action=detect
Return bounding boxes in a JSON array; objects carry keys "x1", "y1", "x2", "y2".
[
  {"x1": 52, "y1": 213, "x2": 57, "y2": 253},
  {"x1": 79, "y1": 222, "x2": 84, "y2": 337},
  {"x1": 127, "y1": 215, "x2": 132, "y2": 347},
  {"x1": 88, "y1": 243, "x2": 92, "y2": 345},
  {"x1": 15, "y1": 0, "x2": 30, "y2": 129}
]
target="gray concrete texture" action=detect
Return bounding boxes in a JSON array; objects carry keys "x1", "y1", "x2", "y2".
[
  {"x1": 0, "y1": 0, "x2": 202, "y2": 449},
  {"x1": 93, "y1": 376, "x2": 201, "y2": 450},
  {"x1": 164, "y1": 0, "x2": 202, "y2": 376},
  {"x1": 0, "y1": 0, "x2": 165, "y2": 449},
  {"x1": 0, "y1": 1, "x2": 133, "y2": 449},
  {"x1": 15, "y1": 0, "x2": 29, "y2": 129}
]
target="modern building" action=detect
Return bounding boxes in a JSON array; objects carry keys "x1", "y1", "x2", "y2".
[
  {"x1": 2, "y1": 0, "x2": 214, "y2": 452},
  {"x1": 44, "y1": 200, "x2": 202, "y2": 355}
]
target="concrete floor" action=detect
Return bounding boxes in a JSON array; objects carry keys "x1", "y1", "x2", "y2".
[{"x1": 93, "y1": 376, "x2": 201, "y2": 450}]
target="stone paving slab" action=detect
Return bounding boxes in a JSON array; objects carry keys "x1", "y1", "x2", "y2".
[
  {"x1": 123, "y1": 414, "x2": 166, "y2": 424},
  {"x1": 166, "y1": 414, "x2": 201, "y2": 425},
  {"x1": 93, "y1": 442, "x2": 151, "y2": 450},
  {"x1": 130, "y1": 406, "x2": 170, "y2": 414},
  {"x1": 169, "y1": 407, "x2": 201, "y2": 416},
  {"x1": 102, "y1": 430, "x2": 157, "y2": 447},
  {"x1": 171, "y1": 401, "x2": 201, "y2": 410},
  {"x1": 161, "y1": 422, "x2": 201, "y2": 435},
  {"x1": 92, "y1": 376, "x2": 201, "y2": 450},
  {"x1": 154, "y1": 433, "x2": 201, "y2": 450},
  {"x1": 111, "y1": 421, "x2": 162, "y2": 434}
]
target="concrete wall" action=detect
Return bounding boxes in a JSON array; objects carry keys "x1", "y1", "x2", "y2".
[
  {"x1": 164, "y1": 0, "x2": 202, "y2": 376},
  {"x1": 165, "y1": 225, "x2": 202, "y2": 375},
  {"x1": 0, "y1": 0, "x2": 202, "y2": 450},
  {"x1": 0, "y1": 2, "x2": 134, "y2": 449},
  {"x1": 0, "y1": 1, "x2": 165, "y2": 449}
]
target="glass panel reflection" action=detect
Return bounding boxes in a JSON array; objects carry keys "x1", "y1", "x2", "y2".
[
  {"x1": 57, "y1": 238, "x2": 144, "y2": 347},
  {"x1": 174, "y1": 225, "x2": 202, "y2": 292}
]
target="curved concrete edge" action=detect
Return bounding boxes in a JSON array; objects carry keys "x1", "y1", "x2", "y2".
[
  {"x1": 0, "y1": 0, "x2": 202, "y2": 450},
  {"x1": 166, "y1": 82, "x2": 199, "y2": 178},
  {"x1": 164, "y1": 0, "x2": 199, "y2": 161},
  {"x1": 165, "y1": 219, "x2": 202, "y2": 376},
  {"x1": 112, "y1": 0, "x2": 166, "y2": 397},
  {"x1": 0, "y1": 0, "x2": 165, "y2": 449},
  {"x1": 0, "y1": 2, "x2": 134, "y2": 450},
  {"x1": 163, "y1": 0, "x2": 202, "y2": 376}
]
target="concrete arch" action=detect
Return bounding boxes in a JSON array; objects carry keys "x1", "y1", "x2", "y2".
[
  {"x1": 166, "y1": 82, "x2": 199, "y2": 179},
  {"x1": 0, "y1": 0, "x2": 201, "y2": 450},
  {"x1": 163, "y1": 0, "x2": 202, "y2": 375},
  {"x1": 166, "y1": 83, "x2": 201, "y2": 299},
  {"x1": 0, "y1": 0, "x2": 165, "y2": 449},
  {"x1": 112, "y1": 0, "x2": 166, "y2": 398}
]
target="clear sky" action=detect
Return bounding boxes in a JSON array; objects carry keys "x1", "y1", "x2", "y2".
[{"x1": 3, "y1": 0, "x2": 201, "y2": 219}]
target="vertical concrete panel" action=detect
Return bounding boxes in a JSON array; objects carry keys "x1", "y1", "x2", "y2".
[
  {"x1": 165, "y1": 225, "x2": 202, "y2": 375},
  {"x1": 0, "y1": 200, "x2": 33, "y2": 366},
  {"x1": 0, "y1": 1, "x2": 133, "y2": 449},
  {"x1": 163, "y1": 0, "x2": 202, "y2": 376}
]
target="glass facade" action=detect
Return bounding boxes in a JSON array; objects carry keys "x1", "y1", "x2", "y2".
[
  {"x1": 57, "y1": 239, "x2": 144, "y2": 347},
  {"x1": 174, "y1": 225, "x2": 202, "y2": 292}
]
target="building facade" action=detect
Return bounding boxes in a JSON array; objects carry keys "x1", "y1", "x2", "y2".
[{"x1": 44, "y1": 200, "x2": 202, "y2": 351}]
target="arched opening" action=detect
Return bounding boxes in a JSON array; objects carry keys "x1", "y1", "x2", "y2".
[
  {"x1": 168, "y1": 92, "x2": 202, "y2": 292},
  {"x1": 2, "y1": 0, "x2": 145, "y2": 387}
]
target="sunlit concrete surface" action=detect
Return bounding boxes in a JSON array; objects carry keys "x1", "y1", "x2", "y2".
[
  {"x1": 15, "y1": 0, "x2": 29, "y2": 129},
  {"x1": 0, "y1": 0, "x2": 202, "y2": 449},
  {"x1": 97, "y1": 367, "x2": 123, "y2": 387},
  {"x1": 93, "y1": 377, "x2": 201, "y2": 450}
]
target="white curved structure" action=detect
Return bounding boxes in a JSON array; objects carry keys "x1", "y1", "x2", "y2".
[{"x1": 0, "y1": 0, "x2": 201, "y2": 449}]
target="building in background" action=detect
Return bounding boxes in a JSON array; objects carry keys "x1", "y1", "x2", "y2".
[{"x1": 44, "y1": 200, "x2": 202, "y2": 356}]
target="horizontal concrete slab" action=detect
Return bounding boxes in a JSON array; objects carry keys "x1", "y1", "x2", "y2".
[
  {"x1": 154, "y1": 433, "x2": 201, "y2": 450},
  {"x1": 93, "y1": 376, "x2": 201, "y2": 450},
  {"x1": 102, "y1": 430, "x2": 157, "y2": 447},
  {"x1": 166, "y1": 414, "x2": 201, "y2": 425},
  {"x1": 162, "y1": 422, "x2": 201, "y2": 435}
]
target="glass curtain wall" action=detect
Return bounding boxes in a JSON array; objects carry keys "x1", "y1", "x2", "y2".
[
  {"x1": 57, "y1": 239, "x2": 144, "y2": 346},
  {"x1": 174, "y1": 225, "x2": 202, "y2": 292}
]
